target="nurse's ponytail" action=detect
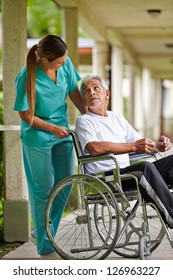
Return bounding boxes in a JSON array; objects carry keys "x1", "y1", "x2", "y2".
[{"x1": 26, "y1": 44, "x2": 37, "y2": 125}]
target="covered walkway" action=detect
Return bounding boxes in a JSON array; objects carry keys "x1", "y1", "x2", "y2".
[{"x1": 1, "y1": 0, "x2": 173, "y2": 249}]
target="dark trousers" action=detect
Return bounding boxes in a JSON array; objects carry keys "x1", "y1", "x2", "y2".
[{"x1": 120, "y1": 155, "x2": 173, "y2": 228}]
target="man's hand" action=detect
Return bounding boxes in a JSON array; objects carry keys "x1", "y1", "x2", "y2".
[
  {"x1": 155, "y1": 135, "x2": 172, "y2": 152},
  {"x1": 134, "y1": 138, "x2": 156, "y2": 153}
]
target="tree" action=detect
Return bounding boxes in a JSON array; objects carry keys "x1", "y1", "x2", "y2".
[{"x1": 27, "y1": 0, "x2": 62, "y2": 38}]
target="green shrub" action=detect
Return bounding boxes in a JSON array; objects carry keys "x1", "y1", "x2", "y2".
[
  {"x1": 0, "y1": 200, "x2": 2, "y2": 238},
  {"x1": 0, "y1": 91, "x2": 3, "y2": 199},
  {"x1": 0, "y1": 91, "x2": 2, "y2": 122},
  {"x1": 0, "y1": 91, "x2": 3, "y2": 242}
]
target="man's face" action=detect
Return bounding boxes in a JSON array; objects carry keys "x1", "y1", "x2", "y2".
[{"x1": 82, "y1": 79, "x2": 109, "y2": 110}]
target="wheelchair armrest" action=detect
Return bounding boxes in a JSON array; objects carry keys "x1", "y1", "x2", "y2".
[
  {"x1": 129, "y1": 152, "x2": 157, "y2": 164},
  {"x1": 78, "y1": 153, "x2": 113, "y2": 160},
  {"x1": 78, "y1": 153, "x2": 120, "y2": 170},
  {"x1": 68, "y1": 130, "x2": 120, "y2": 169}
]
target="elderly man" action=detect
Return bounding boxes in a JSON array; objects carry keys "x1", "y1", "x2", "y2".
[{"x1": 75, "y1": 74, "x2": 173, "y2": 229}]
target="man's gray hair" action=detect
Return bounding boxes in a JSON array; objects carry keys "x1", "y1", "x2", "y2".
[{"x1": 80, "y1": 75, "x2": 109, "y2": 97}]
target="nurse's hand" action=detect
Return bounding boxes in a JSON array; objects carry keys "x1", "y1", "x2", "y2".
[{"x1": 52, "y1": 125, "x2": 70, "y2": 139}]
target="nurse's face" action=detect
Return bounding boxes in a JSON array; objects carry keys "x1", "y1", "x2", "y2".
[{"x1": 49, "y1": 50, "x2": 68, "y2": 70}]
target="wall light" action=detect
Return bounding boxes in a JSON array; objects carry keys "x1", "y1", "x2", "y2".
[
  {"x1": 165, "y1": 43, "x2": 173, "y2": 49},
  {"x1": 147, "y1": 9, "x2": 162, "y2": 19}
]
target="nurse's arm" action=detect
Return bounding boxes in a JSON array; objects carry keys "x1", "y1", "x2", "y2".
[
  {"x1": 69, "y1": 89, "x2": 86, "y2": 114},
  {"x1": 18, "y1": 110, "x2": 69, "y2": 139}
]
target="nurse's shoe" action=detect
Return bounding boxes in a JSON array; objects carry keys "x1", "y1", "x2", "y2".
[
  {"x1": 40, "y1": 252, "x2": 62, "y2": 260},
  {"x1": 29, "y1": 230, "x2": 36, "y2": 245}
]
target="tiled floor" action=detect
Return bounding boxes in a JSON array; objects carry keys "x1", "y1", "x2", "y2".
[{"x1": 1, "y1": 233, "x2": 173, "y2": 260}]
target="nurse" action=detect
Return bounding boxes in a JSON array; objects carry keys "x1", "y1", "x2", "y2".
[{"x1": 13, "y1": 34, "x2": 85, "y2": 259}]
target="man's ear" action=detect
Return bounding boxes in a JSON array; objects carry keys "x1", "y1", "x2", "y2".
[{"x1": 105, "y1": 89, "x2": 110, "y2": 100}]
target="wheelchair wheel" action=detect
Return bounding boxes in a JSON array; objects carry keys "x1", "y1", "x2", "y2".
[
  {"x1": 94, "y1": 200, "x2": 120, "y2": 247},
  {"x1": 94, "y1": 200, "x2": 165, "y2": 258},
  {"x1": 45, "y1": 174, "x2": 120, "y2": 260},
  {"x1": 113, "y1": 201, "x2": 165, "y2": 258}
]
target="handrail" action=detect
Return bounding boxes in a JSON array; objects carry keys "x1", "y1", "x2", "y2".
[
  {"x1": 0, "y1": 125, "x2": 20, "y2": 131},
  {"x1": 0, "y1": 125, "x2": 75, "y2": 131}
]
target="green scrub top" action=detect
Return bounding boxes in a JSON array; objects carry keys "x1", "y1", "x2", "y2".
[{"x1": 14, "y1": 56, "x2": 81, "y2": 147}]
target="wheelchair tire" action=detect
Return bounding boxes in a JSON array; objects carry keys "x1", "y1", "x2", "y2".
[
  {"x1": 94, "y1": 200, "x2": 165, "y2": 258},
  {"x1": 113, "y1": 202, "x2": 165, "y2": 258},
  {"x1": 45, "y1": 174, "x2": 120, "y2": 260}
]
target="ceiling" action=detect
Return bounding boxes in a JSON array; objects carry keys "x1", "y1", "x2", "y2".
[{"x1": 55, "y1": 0, "x2": 173, "y2": 80}]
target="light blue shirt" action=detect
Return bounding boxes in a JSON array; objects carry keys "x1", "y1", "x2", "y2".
[{"x1": 14, "y1": 56, "x2": 81, "y2": 147}]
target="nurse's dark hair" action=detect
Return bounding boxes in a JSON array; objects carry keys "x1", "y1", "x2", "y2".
[{"x1": 26, "y1": 35, "x2": 68, "y2": 125}]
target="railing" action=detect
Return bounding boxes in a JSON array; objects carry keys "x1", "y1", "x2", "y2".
[
  {"x1": 0, "y1": 125, "x2": 20, "y2": 131},
  {"x1": 0, "y1": 125, "x2": 75, "y2": 131}
]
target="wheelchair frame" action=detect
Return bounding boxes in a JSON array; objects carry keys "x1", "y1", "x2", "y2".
[{"x1": 45, "y1": 130, "x2": 173, "y2": 260}]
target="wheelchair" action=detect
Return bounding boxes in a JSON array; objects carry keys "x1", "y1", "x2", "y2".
[{"x1": 45, "y1": 130, "x2": 171, "y2": 260}]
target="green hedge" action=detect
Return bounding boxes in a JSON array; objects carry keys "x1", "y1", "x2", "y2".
[
  {"x1": 0, "y1": 91, "x2": 3, "y2": 241},
  {"x1": 0, "y1": 91, "x2": 3, "y2": 198}
]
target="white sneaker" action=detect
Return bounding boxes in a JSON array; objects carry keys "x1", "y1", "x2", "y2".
[
  {"x1": 40, "y1": 252, "x2": 62, "y2": 260},
  {"x1": 29, "y1": 230, "x2": 36, "y2": 245}
]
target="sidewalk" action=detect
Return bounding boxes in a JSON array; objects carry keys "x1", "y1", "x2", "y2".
[{"x1": 1, "y1": 233, "x2": 173, "y2": 260}]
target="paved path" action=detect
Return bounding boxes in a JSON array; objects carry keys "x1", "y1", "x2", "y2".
[{"x1": 1, "y1": 233, "x2": 173, "y2": 260}]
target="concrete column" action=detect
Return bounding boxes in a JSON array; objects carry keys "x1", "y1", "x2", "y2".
[
  {"x1": 128, "y1": 65, "x2": 135, "y2": 126},
  {"x1": 161, "y1": 80, "x2": 173, "y2": 138},
  {"x1": 162, "y1": 80, "x2": 173, "y2": 118},
  {"x1": 62, "y1": 7, "x2": 78, "y2": 68},
  {"x1": 141, "y1": 68, "x2": 157, "y2": 138},
  {"x1": 62, "y1": 7, "x2": 79, "y2": 125},
  {"x1": 2, "y1": 0, "x2": 29, "y2": 241},
  {"x1": 141, "y1": 69, "x2": 150, "y2": 126},
  {"x1": 111, "y1": 46, "x2": 123, "y2": 114},
  {"x1": 151, "y1": 79, "x2": 161, "y2": 139},
  {"x1": 134, "y1": 75, "x2": 144, "y2": 133},
  {"x1": 165, "y1": 81, "x2": 173, "y2": 139},
  {"x1": 92, "y1": 41, "x2": 108, "y2": 81}
]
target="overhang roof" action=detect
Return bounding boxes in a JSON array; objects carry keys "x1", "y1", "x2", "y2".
[{"x1": 55, "y1": 0, "x2": 173, "y2": 80}]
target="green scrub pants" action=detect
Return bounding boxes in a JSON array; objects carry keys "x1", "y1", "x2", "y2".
[{"x1": 22, "y1": 140, "x2": 74, "y2": 255}]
